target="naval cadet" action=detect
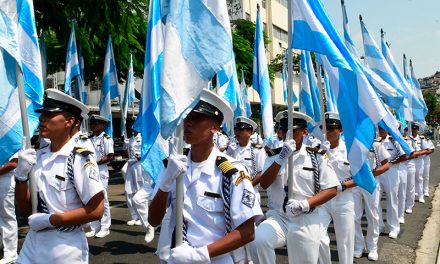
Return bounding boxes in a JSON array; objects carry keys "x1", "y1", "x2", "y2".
[
  {"x1": 86, "y1": 115, "x2": 114, "y2": 238},
  {"x1": 14, "y1": 89, "x2": 104, "y2": 263},
  {"x1": 148, "y1": 89, "x2": 263, "y2": 264}
]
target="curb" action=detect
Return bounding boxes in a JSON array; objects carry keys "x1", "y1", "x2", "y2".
[{"x1": 415, "y1": 183, "x2": 440, "y2": 264}]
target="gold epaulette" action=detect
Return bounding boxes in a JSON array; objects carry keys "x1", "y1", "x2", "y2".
[
  {"x1": 306, "y1": 146, "x2": 327, "y2": 155},
  {"x1": 79, "y1": 134, "x2": 89, "y2": 140},
  {"x1": 216, "y1": 156, "x2": 238, "y2": 178},
  {"x1": 104, "y1": 134, "x2": 111, "y2": 139},
  {"x1": 265, "y1": 147, "x2": 282, "y2": 157},
  {"x1": 73, "y1": 147, "x2": 93, "y2": 156},
  {"x1": 251, "y1": 143, "x2": 263, "y2": 149}
]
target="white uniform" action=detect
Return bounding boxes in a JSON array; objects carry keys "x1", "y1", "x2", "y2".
[
  {"x1": 249, "y1": 149, "x2": 288, "y2": 264},
  {"x1": 405, "y1": 136, "x2": 418, "y2": 210},
  {"x1": 90, "y1": 132, "x2": 114, "y2": 233},
  {"x1": 318, "y1": 140, "x2": 354, "y2": 264},
  {"x1": 250, "y1": 132, "x2": 263, "y2": 146},
  {"x1": 398, "y1": 136, "x2": 414, "y2": 220},
  {"x1": 17, "y1": 133, "x2": 103, "y2": 263},
  {"x1": 251, "y1": 144, "x2": 339, "y2": 264},
  {"x1": 0, "y1": 154, "x2": 18, "y2": 261},
  {"x1": 124, "y1": 134, "x2": 150, "y2": 222},
  {"x1": 421, "y1": 137, "x2": 434, "y2": 196},
  {"x1": 161, "y1": 147, "x2": 263, "y2": 264},
  {"x1": 353, "y1": 141, "x2": 390, "y2": 254},
  {"x1": 377, "y1": 135, "x2": 404, "y2": 235},
  {"x1": 226, "y1": 142, "x2": 266, "y2": 263},
  {"x1": 412, "y1": 134, "x2": 425, "y2": 199}
]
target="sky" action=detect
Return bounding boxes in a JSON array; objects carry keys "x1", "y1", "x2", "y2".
[{"x1": 321, "y1": 0, "x2": 440, "y2": 78}]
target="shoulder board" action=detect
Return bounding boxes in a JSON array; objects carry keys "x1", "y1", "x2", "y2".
[
  {"x1": 306, "y1": 146, "x2": 327, "y2": 155},
  {"x1": 73, "y1": 147, "x2": 93, "y2": 156},
  {"x1": 403, "y1": 136, "x2": 408, "y2": 140},
  {"x1": 374, "y1": 138, "x2": 381, "y2": 143},
  {"x1": 79, "y1": 134, "x2": 89, "y2": 140},
  {"x1": 389, "y1": 136, "x2": 395, "y2": 141},
  {"x1": 420, "y1": 135, "x2": 425, "y2": 139},
  {"x1": 251, "y1": 143, "x2": 263, "y2": 149},
  {"x1": 216, "y1": 156, "x2": 238, "y2": 179},
  {"x1": 265, "y1": 147, "x2": 282, "y2": 157},
  {"x1": 104, "y1": 134, "x2": 111, "y2": 139}
]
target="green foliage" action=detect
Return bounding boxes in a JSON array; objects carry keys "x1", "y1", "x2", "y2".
[
  {"x1": 424, "y1": 92, "x2": 439, "y2": 121},
  {"x1": 231, "y1": 19, "x2": 277, "y2": 86},
  {"x1": 34, "y1": 0, "x2": 148, "y2": 84}
]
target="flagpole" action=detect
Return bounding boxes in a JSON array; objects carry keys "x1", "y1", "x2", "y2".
[
  {"x1": 287, "y1": 0, "x2": 294, "y2": 200},
  {"x1": 175, "y1": 124, "x2": 184, "y2": 246},
  {"x1": 16, "y1": 63, "x2": 37, "y2": 214},
  {"x1": 316, "y1": 62, "x2": 327, "y2": 139}
]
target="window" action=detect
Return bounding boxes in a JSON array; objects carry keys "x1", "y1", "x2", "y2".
[
  {"x1": 273, "y1": 25, "x2": 288, "y2": 43},
  {"x1": 245, "y1": 12, "x2": 251, "y2": 21},
  {"x1": 263, "y1": 22, "x2": 267, "y2": 34},
  {"x1": 262, "y1": 0, "x2": 267, "y2": 9}
]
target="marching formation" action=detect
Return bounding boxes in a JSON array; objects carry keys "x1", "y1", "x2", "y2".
[{"x1": 0, "y1": 0, "x2": 437, "y2": 264}]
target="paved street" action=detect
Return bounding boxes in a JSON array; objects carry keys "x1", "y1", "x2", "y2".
[{"x1": 14, "y1": 146, "x2": 440, "y2": 263}]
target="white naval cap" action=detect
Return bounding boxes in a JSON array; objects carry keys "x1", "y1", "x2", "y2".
[
  {"x1": 89, "y1": 114, "x2": 110, "y2": 123},
  {"x1": 191, "y1": 89, "x2": 233, "y2": 125},
  {"x1": 35, "y1": 88, "x2": 89, "y2": 120},
  {"x1": 324, "y1": 112, "x2": 342, "y2": 127},
  {"x1": 275, "y1": 110, "x2": 313, "y2": 130},
  {"x1": 234, "y1": 116, "x2": 258, "y2": 131},
  {"x1": 411, "y1": 121, "x2": 422, "y2": 129}
]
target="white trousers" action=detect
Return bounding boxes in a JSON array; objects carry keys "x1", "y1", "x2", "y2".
[
  {"x1": 125, "y1": 193, "x2": 138, "y2": 221},
  {"x1": 249, "y1": 209, "x2": 289, "y2": 264},
  {"x1": 91, "y1": 168, "x2": 111, "y2": 232},
  {"x1": 353, "y1": 185, "x2": 380, "y2": 253},
  {"x1": 414, "y1": 158, "x2": 425, "y2": 198},
  {"x1": 0, "y1": 175, "x2": 17, "y2": 259},
  {"x1": 318, "y1": 191, "x2": 355, "y2": 264},
  {"x1": 18, "y1": 229, "x2": 88, "y2": 264},
  {"x1": 405, "y1": 161, "x2": 416, "y2": 210},
  {"x1": 286, "y1": 209, "x2": 321, "y2": 264},
  {"x1": 422, "y1": 156, "x2": 431, "y2": 195},
  {"x1": 397, "y1": 164, "x2": 408, "y2": 219},
  {"x1": 132, "y1": 183, "x2": 154, "y2": 229},
  {"x1": 157, "y1": 209, "x2": 172, "y2": 263},
  {"x1": 378, "y1": 165, "x2": 400, "y2": 234}
]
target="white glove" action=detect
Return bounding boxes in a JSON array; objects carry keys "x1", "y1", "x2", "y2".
[
  {"x1": 274, "y1": 140, "x2": 296, "y2": 165},
  {"x1": 170, "y1": 243, "x2": 210, "y2": 264},
  {"x1": 157, "y1": 155, "x2": 187, "y2": 192},
  {"x1": 15, "y1": 148, "x2": 37, "y2": 181},
  {"x1": 284, "y1": 199, "x2": 310, "y2": 218},
  {"x1": 228, "y1": 141, "x2": 238, "y2": 152},
  {"x1": 321, "y1": 140, "x2": 331, "y2": 151},
  {"x1": 28, "y1": 213, "x2": 54, "y2": 231}
]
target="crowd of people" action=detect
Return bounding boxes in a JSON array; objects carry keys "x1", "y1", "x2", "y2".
[{"x1": 0, "y1": 88, "x2": 435, "y2": 264}]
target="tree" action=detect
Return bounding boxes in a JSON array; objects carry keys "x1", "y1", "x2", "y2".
[
  {"x1": 34, "y1": 0, "x2": 148, "y2": 84},
  {"x1": 424, "y1": 92, "x2": 439, "y2": 121}
]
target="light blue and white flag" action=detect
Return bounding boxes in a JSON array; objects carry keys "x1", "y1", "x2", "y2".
[
  {"x1": 292, "y1": 0, "x2": 411, "y2": 193},
  {"x1": 74, "y1": 46, "x2": 87, "y2": 104},
  {"x1": 299, "y1": 50, "x2": 321, "y2": 125},
  {"x1": 323, "y1": 68, "x2": 338, "y2": 113},
  {"x1": 409, "y1": 59, "x2": 428, "y2": 119},
  {"x1": 240, "y1": 69, "x2": 252, "y2": 118},
  {"x1": 103, "y1": 36, "x2": 119, "y2": 100},
  {"x1": 0, "y1": 0, "x2": 44, "y2": 165},
  {"x1": 100, "y1": 36, "x2": 116, "y2": 137},
  {"x1": 253, "y1": 7, "x2": 274, "y2": 144},
  {"x1": 159, "y1": 0, "x2": 233, "y2": 138},
  {"x1": 282, "y1": 50, "x2": 298, "y2": 106},
  {"x1": 136, "y1": 0, "x2": 168, "y2": 182},
  {"x1": 121, "y1": 53, "x2": 135, "y2": 139},
  {"x1": 341, "y1": 0, "x2": 358, "y2": 58},
  {"x1": 217, "y1": 54, "x2": 241, "y2": 119},
  {"x1": 381, "y1": 37, "x2": 424, "y2": 123},
  {"x1": 64, "y1": 21, "x2": 80, "y2": 96},
  {"x1": 360, "y1": 18, "x2": 406, "y2": 110}
]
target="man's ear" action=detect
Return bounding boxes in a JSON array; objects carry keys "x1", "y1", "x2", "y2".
[{"x1": 211, "y1": 122, "x2": 221, "y2": 134}]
